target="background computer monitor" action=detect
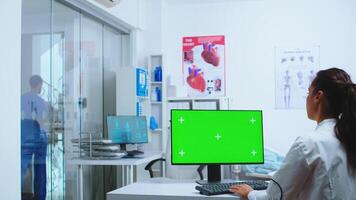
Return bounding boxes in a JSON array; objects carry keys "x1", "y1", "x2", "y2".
[
  {"x1": 107, "y1": 116, "x2": 148, "y2": 147},
  {"x1": 171, "y1": 110, "x2": 264, "y2": 182}
]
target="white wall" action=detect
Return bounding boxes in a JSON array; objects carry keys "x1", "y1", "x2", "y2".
[
  {"x1": 83, "y1": 0, "x2": 162, "y2": 65},
  {"x1": 0, "y1": 0, "x2": 21, "y2": 199},
  {"x1": 85, "y1": 0, "x2": 142, "y2": 28},
  {"x1": 136, "y1": 0, "x2": 162, "y2": 65},
  {"x1": 162, "y1": 0, "x2": 356, "y2": 153}
]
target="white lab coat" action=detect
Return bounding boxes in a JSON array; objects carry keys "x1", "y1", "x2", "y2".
[{"x1": 248, "y1": 119, "x2": 356, "y2": 200}]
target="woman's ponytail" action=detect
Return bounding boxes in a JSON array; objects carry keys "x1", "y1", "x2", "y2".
[{"x1": 335, "y1": 84, "x2": 356, "y2": 170}]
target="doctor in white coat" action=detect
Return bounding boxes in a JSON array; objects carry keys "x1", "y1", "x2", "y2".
[{"x1": 230, "y1": 68, "x2": 356, "y2": 200}]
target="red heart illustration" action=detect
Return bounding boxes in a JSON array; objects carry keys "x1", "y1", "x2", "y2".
[
  {"x1": 201, "y1": 42, "x2": 220, "y2": 67},
  {"x1": 186, "y1": 66, "x2": 206, "y2": 92}
]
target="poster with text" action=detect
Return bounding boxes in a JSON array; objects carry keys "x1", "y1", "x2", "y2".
[
  {"x1": 182, "y1": 35, "x2": 225, "y2": 97},
  {"x1": 275, "y1": 46, "x2": 320, "y2": 109}
]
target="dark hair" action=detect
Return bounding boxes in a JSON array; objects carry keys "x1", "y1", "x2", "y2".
[
  {"x1": 29, "y1": 75, "x2": 43, "y2": 88},
  {"x1": 311, "y1": 68, "x2": 356, "y2": 170}
]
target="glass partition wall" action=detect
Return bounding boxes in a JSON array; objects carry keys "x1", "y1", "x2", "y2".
[{"x1": 21, "y1": 0, "x2": 127, "y2": 199}]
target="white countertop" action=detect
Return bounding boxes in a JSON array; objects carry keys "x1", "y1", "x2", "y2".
[
  {"x1": 107, "y1": 178, "x2": 241, "y2": 200},
  {"x1": 67, "y1": 151, "x2": 163, "y2": 166}
]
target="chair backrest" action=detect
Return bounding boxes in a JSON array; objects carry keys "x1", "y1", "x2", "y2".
[{"x1": 164, "y1": 128, "x2": 206, "y2": 179}]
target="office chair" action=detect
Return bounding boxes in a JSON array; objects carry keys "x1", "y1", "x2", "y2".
[
  {"x1": 144, "y1": 129, "x2": 207, "y2": 180},
  {"x1": 145, "y1": 159, "x2": 206, "y2": 180}
]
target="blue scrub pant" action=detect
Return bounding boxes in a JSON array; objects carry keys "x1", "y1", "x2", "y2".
[{"x1": 21, "y1": 133, "x2": 47, "y2": 200}]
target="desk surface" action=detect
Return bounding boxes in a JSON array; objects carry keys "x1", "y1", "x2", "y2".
[
  {"x1": 107, "y1": 178, "x2": 241, "y2": 200},
  {"x1": 68, "y1": 151, "x2": 162, "y2": 166}
]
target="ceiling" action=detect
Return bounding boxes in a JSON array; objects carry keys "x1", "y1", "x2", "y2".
[{"x1": 165, "y1": 0, "x2": 260, "y2": 5}]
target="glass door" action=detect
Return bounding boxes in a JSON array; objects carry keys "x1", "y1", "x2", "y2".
[
  {"x1": 80, "y1": 15, "x2": 103, "y2": 140},
  {"x1": 21, "y1": 1, "x2": 53, "y2": 200},
  {"x1": 48, "y1": 32, "x2": 65, "y2": 200},
  {"x1": 103, "y1": 25, "x2": 122, "y2": 137},
  {"x1": 52, "y1": 1, "x2": 81, "y2": 199},
  {"x1": 102, "y1": 25, "x2": 122, "y2": 194},
  {"x1": 80, "y1": 14, "x2": 105, "y2": 200},
  {"x1": 21, "y1": 0, "x2": 81, "y2": 199},
  {"x1": 21, "y1": 0, "x2": 128, "y2": 199}
]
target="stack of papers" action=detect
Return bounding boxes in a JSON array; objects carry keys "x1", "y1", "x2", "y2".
[{"x1": 71, "y1": 138, "x2": 127, "y2": 158}]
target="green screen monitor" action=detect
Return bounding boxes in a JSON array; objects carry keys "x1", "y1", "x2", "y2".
[{"x1": 171, "y1": 110, "x2": 264, "y2": 183}]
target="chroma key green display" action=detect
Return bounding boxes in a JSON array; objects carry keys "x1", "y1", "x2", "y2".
[{"x1": 171, "y1": 110, "x2": 264, "y2": 164}]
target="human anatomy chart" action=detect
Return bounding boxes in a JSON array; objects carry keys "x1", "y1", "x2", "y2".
[
  {"x1": 182, "y1": 35, "x2": 225, "y2": 97},
  {"x1": 275, "y1": 47, "x2": 320, "y2": 109}
]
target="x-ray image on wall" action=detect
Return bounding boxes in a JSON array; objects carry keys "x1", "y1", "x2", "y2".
[{"x1": 275, "y1": 46, "x2": 320, "y2": 109}]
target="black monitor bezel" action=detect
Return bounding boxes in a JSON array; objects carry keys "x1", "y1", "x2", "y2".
[
  {"x1": 170, "y1": 109, "x2": 265, "y2": 165},
  {"x1": 106, "y1": 115, "x2": 149, "y2": 144}
]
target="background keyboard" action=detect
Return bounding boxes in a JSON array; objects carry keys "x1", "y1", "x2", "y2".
[{"x1": 195, "y1": 180, "x2": 269, "y2": 196}]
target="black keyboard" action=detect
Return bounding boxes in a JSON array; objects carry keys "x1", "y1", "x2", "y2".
[{"x1": 196, "y1": 180, "x2": 269, "y2": 196}]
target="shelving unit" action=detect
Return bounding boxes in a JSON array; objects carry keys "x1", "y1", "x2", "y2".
[
  {"x1": 147, "y1": 55, "x2": 165, "y2": 137},
  {"x1": 151, "y1": 102, "x2": 163, "y2": 104},
  {"x1": 150, "y1": 81, "x2": 163, "y2": 85},
  {"x1": 145, "y1": 54, "x2": 166, "y2": 177}
]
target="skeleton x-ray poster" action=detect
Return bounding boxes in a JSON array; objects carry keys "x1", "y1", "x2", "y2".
[
  {"x1": 275, "y1": 47, "x2": 320, "y2": 109},
  {"x1": 182, "y1": 35, "x2": 225, "y2": 97}
]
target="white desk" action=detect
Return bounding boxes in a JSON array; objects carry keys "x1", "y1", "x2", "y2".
[
  {"x1": 107, "y1": 178, "x2": 241, "y2": 200},
  {"x1": 68, "y1": 151, "x2": 162, "y2": 200}
]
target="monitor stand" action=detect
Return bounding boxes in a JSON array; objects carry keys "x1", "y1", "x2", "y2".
[
  {"x1": 196, "y1": 165, "x2": 225, "y2": 185},
  {"x1": 120, "y1": 144, "x2": 127, "y2": 151},
  {"x1": 120, "y1": 144, "x2": 144, "y2": 157}
]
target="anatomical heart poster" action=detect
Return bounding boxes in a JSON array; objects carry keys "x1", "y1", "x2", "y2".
[{"x1": 182, "y1": 35, "x2": 225, "y2": 97}]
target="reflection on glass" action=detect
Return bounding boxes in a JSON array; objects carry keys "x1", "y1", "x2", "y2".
[
  {"x1": 21, "y1": 75, "x2": 49, "y2": 200},
  {"x1": 103, "y1": 26, "x2": 121, "y2": 137},
  {"x1": 22, "y1": 32, "x2": 66, "y2": 200},
  {"x1": 52, "y1": 1, "x2": 81, "y2": 199},
  {"x1": 81, "y1": 15, "x2": 103, "y2": 136},
  {"x1": 22, "y1": 0, "x2": 126, "y2": 199},
  {"x1": 21, "y1": 0, "x2": 51, "y2": 198}
]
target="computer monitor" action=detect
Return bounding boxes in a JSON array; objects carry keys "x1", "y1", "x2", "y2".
[
  {"x1": 171, "y1": 110, "x2": 264, "y2": 183},
  {"x1": 107, "y1": 115, "x2": 148, "y2": 150}
]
